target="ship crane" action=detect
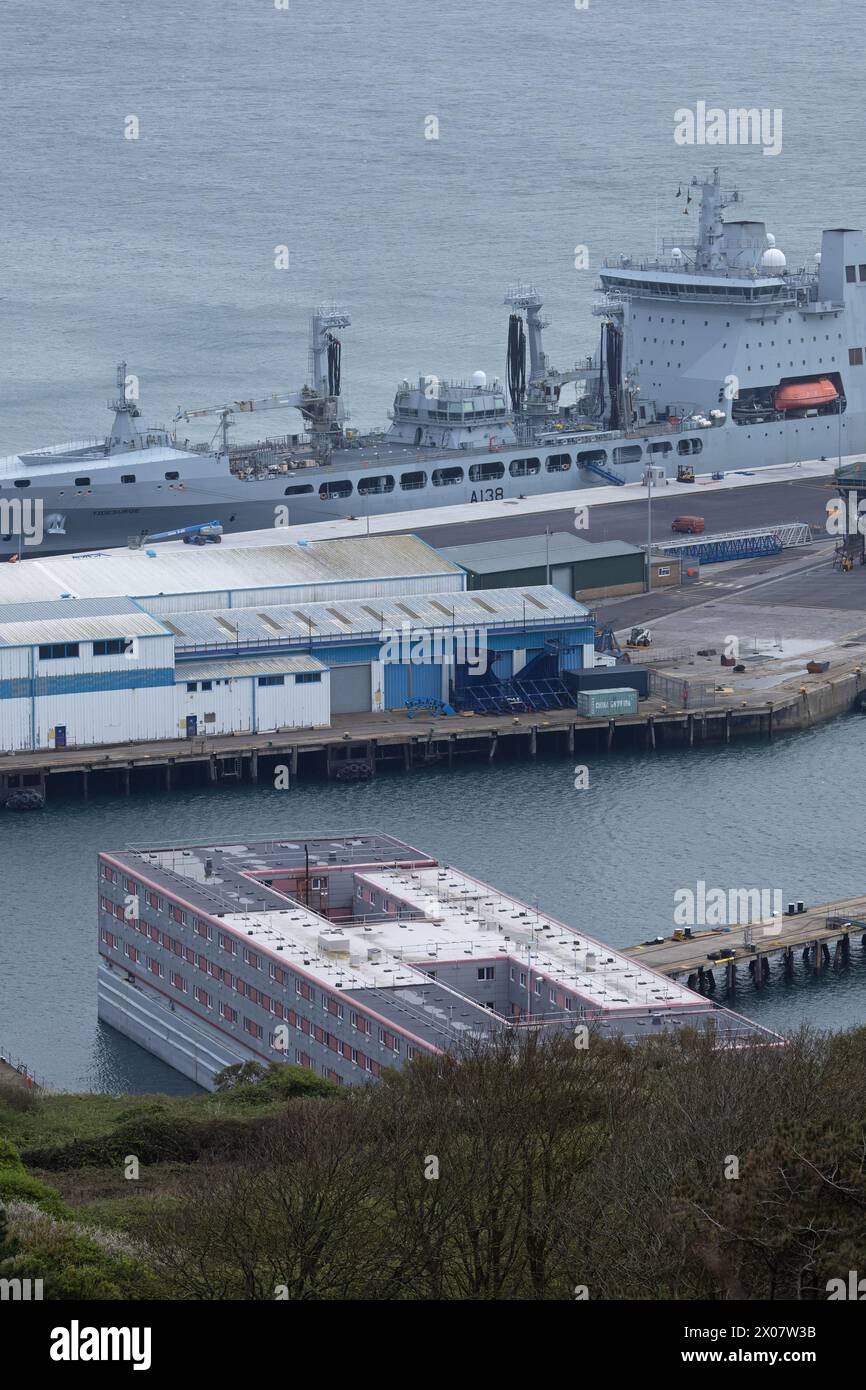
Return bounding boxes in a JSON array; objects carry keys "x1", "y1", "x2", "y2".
[
  {"x1": 504, "y1": 285, "x2": 596, "y2": 440},
  {"x1": 174, "y1": 306, "x2": 350, "y2": 461}
]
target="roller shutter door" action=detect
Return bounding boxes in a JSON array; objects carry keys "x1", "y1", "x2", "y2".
[{"x1": 330, "y1": 663, "x2": 372, "y2": 714}]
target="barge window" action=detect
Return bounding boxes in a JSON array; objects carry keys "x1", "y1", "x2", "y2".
[
  {"x1": 400, "y1": 471, "x2": 427, "y2": 490},
  {"x1": 432, "y1": 466, "x2": 463, "y2": 486},
  {"x1": 38, "y1": 642, "x2": 80, "y2": 660},
  {"x1": 164, "y1": 470, "x2": 180, "y2": 481},
  {"x1": 121, "y1": 474, "x2": 135, "y2": 483},
  {"x1": 74, "y1": 477, "x2": 90, "y2": 486},
  {"x1": 469, "y1": 460, "x2": 505, "y2": 482},
  {"x1": 358, "y1": 474, "x2": 395, "y2": 495},
  {"x1": 319, "y1": 480, "x2": 353, "y2": 499},
  {"x1": 13, "y1": 479, "x2": 30, "y2": 487},
  {"x1": 285, "y1": 483, "x2": 314, "y2": 495},
  {"x1": 545, "y1": 453, "x2": 571, "y2": 473},
  {"x1": 860, "y1": 266, "x2": 866, "y2": 281},
  {"x1": 509, "y1": 456, "x2": 540, "y2": 477},
  {"x1": 849, "y1": 348, "x2": 863, "y2": 365},
  {"x1": 846, "y1": 265, "x2": 857, "y2": 283}
]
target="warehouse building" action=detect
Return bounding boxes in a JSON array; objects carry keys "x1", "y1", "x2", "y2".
[
  {"x1": 441, "y1": 534, "x2": 681, "y2": 599},
  {"x1": 97, "y1": 833, "x2": 778, "y2": 1090},
  {"x1": 0, "y1": 598, "x2": 176, "y2": 751},
  {"x1": 0, "y1": 584, "x2": 593, "y2": 748},
  {"x1": 0, "y1": 534, "x2": 465, "y2": 613},
  {"x1": 175, "y1": 655, "x2": 329, "y2": 738},
  {"x1": 164, "y1": 585, "x2": 595, "y2": 715}
]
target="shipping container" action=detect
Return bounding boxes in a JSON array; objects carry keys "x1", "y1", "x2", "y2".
[{"x1": 576, "y1": 687, "x2": 639, "y2": 718}]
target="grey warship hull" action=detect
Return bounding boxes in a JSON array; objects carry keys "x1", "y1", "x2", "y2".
[{"x1": 4, "y1": 171, "x2": 865, "y2": 558}]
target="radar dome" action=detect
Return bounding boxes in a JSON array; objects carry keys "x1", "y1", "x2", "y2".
[
  {"x1": 761, "y1": 247, "x2": 787, "y2": 271},
  {"x1": 671, "y1": 247, "x2": 684, "y2": 261},
  {"x1": 472, "y1": 370, "x2": 487, "y2": 388}
]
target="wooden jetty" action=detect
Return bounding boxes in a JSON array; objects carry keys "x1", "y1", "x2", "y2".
[{"x1": 626, "y1": 894, "x2": 866, "y2": 995}]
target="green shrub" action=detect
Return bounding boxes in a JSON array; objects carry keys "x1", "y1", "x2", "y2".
[
  {"x1": 0, "y1": 1222, "x2": 164, "y2": 1300},
  {"x1": 0, "y1": 1170, "x2": 69, "y2": 1218},
  {"x1": 0, "y1": 1138, "x2": 25, "y2": 1172},
  {"x1": 218, "y1": 1062, "x2": 340, "y2": 1105}
]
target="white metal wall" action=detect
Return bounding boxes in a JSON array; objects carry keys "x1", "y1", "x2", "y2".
[{"x1": 175, "y1": 671, "x2": 330, "y2": 736}]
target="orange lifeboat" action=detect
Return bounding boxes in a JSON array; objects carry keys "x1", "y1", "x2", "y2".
[{"x1": 774, "y1": 378, "x2": 838, "y2": 411}]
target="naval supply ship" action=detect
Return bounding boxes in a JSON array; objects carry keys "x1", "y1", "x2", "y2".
[{"x1": 2, "y1": 168, "x2": 865, "y2": 558}]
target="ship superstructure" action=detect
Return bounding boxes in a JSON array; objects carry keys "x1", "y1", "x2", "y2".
[{"x1": 3, "y1": 170, "x2": 866, "y2": 557}]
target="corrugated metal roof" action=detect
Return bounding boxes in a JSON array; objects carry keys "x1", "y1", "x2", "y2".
[
  {"x1": 0, "y1": 614, "x2": 170, "y2": 644},
  {"x1": 0, "y1": 535, "x2": 460, "y2": 605},
  {"x1": 176, "y1": 654, "x2": 327, "y2": 680},
  {"x1": 442, "y1": 534, "x2": 641, "y2": 573},
  {"x1": 165, "y1": 585, "x2": 591, "y2": 651}
]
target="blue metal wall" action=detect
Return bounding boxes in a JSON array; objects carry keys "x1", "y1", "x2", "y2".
[{"x1": 384, "y1": 663, "x2": 442, "y2": 707}]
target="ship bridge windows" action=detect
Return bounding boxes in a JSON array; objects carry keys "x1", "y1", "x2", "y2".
[
  {"x1": 400, "y1": 470, "x2": 427, "y2": 491},
  {"x1": 469, "y1": 460, "x2": 505, "y2": 482},
  {"x1": 358, "y1": 474, "x2": 395, "y2": 495},
  {"x1": 432, "y1": 466, "x2": 463, "y2": 486},
  {"x1": 509, "y1": 456, "x2": 540, "y2": 477},
  {"x1": 319, "y1": 480, "x2": 353, "y2": 500},
  {"x1": 284, "y1": 483, "x2": 314, "y2": 495},
  {"x1": 545, "y1": 454, "x2": 572, "y2": 473},
  {"x1": 677, "y1": 438, "x2": 703, "y2": 455}
]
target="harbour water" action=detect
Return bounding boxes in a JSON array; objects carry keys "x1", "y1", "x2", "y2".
[
  {"x1": 3, "y1": 0, "x2": 866, "y2": 457},
  {"x1": 2, "y1": 716, "x2": 866, "y2": 1093},
  {"x1": 3, "y1": 0, "x2": 866, "y2": 1092}
]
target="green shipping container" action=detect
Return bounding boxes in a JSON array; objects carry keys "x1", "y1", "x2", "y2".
[{"x1": 576, "y1": 687, "x2": 639, "y2": 718}]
